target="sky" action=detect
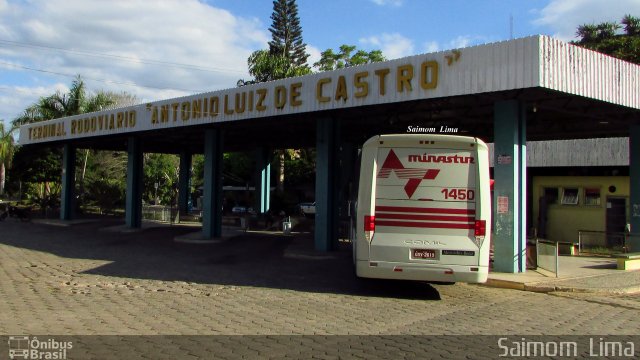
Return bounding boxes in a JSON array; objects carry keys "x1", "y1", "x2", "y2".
[{"x1": 1, "y1": 0, "x2": 639, "y2": 129}]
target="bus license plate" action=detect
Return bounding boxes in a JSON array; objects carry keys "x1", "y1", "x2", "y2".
[{"x1": 412, "y1": 249, "x2": 436, "y2": 259}]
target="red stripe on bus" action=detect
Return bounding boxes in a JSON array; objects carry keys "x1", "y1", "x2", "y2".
[
  {"x1": 375, "y1": 213, "x2": 474, "y2": 222},
  {"x1": 376, "y1": 220, "x2": 475, "y2": 229},
  {"x1": 375, "y1": 206, "x2": 475, "y2": 215}
]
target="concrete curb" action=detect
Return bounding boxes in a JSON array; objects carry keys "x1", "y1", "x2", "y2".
[
  {"x1": 544, "y1": 285, "x2": 640, "y2": 295},
  {"x1": 484, "y1": 278, "x2": 640, "y2": 295}
]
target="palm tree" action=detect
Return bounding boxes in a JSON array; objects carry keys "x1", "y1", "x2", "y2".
[
  {"x1": 11, "y1": 76, "x2": 127, "y2": 205},
  {"x1": 0, "y1": 121, "x2": 17, "y2": 196},
  {"x1": 576, "y1": 24, "x2": 598, "y2": 43},
  {"x1": 622, "y1": 14, "x2": 640, "y2": 36},
  {"x1": 12, "y1": 75, "x2": 103, "y2": 126}
]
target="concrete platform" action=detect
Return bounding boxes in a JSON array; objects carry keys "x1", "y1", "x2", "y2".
[
  {"x1": 486, "y1": 255, "x2": 640, "y2": 294},
  {"x1": 100, "y1": 220, "x2": 201, "y2": 233}
]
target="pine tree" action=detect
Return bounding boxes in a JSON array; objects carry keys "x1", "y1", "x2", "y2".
[
  {"x1": 241, "y1": 0, "x2": 312, "y2": 194},
  {"x1": 268, "y1": 0, "x2": 309, "y2": 68}
]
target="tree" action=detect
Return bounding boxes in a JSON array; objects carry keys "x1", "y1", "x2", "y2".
[
  {"x1": 10, "y1": 76, "x2": 135, "y2": 209},
  {"x1": 574, "y1": 14, "x2": 640, "y2": 64},
  {"x1": 13, "y1": 75, "x2": 121, "y2": 126},
  {"x1": 83, "y1": 150, "x2": 127, "y2": 213},
  {"x1": 268, "y1": 0, "x2": 309, "y2": 67},
  {"x1": 622, "y1": 14, "x2": 640, "y2": 36},
  {"x1": 10, "y1": 145, "x2": 63, "y2": 209},
  {"x1": 0, "y1": 122, "x2": 17, "y2": 195},
  {"x1": 245, "y1": 49, "x2": 309, "y2": 84},
  {"x1": 143, "y1": 153, "x2": 179, "y2": 205},
  {"x1": 314, "y1": 45, "x2": 386, "y2": 72},
  {"x1": 241, "y1": 0, "x2": 311, "y2": 85},
  {"x1": 242, "y1": 0, "x2": 312, "y2": 193}
]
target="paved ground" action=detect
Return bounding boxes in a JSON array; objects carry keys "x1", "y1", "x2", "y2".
[{"x1": 0, "y1": 218, "x2": 639, "y2": 358}]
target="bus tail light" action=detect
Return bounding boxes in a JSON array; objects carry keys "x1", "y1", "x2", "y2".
[
  {"x1": 474, "y1": 220, "x2": 486, "y2": 248},
  {"x1": 364, "y1": 215, "x2": 375, "y2": 241},
  {"x1": 474, "y1": 220, "x2": 486, "y2": 237}
]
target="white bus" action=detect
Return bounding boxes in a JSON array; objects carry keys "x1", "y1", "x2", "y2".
[{"x1": 351, "y1": 134, "x2": 491, "y2": 283}]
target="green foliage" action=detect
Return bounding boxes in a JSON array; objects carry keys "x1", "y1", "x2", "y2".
[
  {"x1": 0, "y1": 122, "x2": 16, "y2": 167},
  {"x1": 192, "y1": 154, "x2": 205, "y2": 190},
  {"x1": 314, "y1": 45, "x2": 386, "y2": 72},
  {"x1": 622, "y1": 14, "x2": 640, "y2": 36},
  {"x1": 241, "y1": 0, "x2": 310, "y2": 85},
  {"x1": 86, "y1": 178, "x2": 124, "y2": 213},
  {"x1": 82, "y1": 150, "x2": 127, "y2": 212},
  {"x1": 573, "y1": 14, "x2": 640, "y2": 64},
  {"x1": 12, "y1": 75, "x2": 119, "y2": 126},
  {"x1": 10, "y1": 76, "x2": 137, "y2": 206},
  {"x1": 22, "y1": 181, "x2": 60, "y2": 210},
  {"x1": 143, "y1": 153, "x2": 179, "y2": 205},
  {"x1": 245, "y1": 50, "x2": 311, "y2": 84},
  {"x1": 0, "y1": 122, "x2": 17, "y2": 195},
  {"x1": 189, "y1": 153, "x2": 254, "y2": 190},
  {"x1": 11, "y1": 146, "x2": 62, "y2": 184},
  {"x1": 282, "y1": 148, "x2": 315, "y2": 186},
  {"x1": 223, "y1": 152, "x2": 253, "y2": 185}
]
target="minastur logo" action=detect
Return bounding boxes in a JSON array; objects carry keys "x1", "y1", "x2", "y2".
[
  {"x1": 408, "y1": 153, "x2": 474, "y2": 164},
  {"x1": 378, "y1": 149, "x2": 440, "y2": 198},
  {"x1": 8, "y1": 336, "x2": 73, "y2": 359}
]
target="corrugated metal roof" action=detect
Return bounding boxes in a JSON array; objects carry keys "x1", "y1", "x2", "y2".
[
  {"x1": 18, "y1": 35, "x2": 640, "y2": 146},
  {"x1": 539, "y1": 37, "x2": 640, "y2": 109},
  {"x1": 488, "y1": 137, "x2": 629, "y2": 167}
]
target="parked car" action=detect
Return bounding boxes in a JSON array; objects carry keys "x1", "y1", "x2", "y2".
[
  {"x1": 232, "y1": 206, "x2": 255, "y2": 214},
  {"x1": 298, "y1": 202, "x2": 316, "y2": 216}
]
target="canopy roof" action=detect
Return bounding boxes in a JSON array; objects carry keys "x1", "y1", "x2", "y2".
[{"x1": 18, "y1": 35, "x2": 640, "y2": 153}]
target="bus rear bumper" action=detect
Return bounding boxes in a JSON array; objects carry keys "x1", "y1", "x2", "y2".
[{"x1": 355, "y1": 260, "x2": 488, "y2": 283}]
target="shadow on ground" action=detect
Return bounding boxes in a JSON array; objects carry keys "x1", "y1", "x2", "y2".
[{"x1": 0, "y1": 218, "x2": 442, "y2": 300}]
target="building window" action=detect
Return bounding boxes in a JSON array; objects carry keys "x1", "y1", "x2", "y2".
[
  {"x1": 584, "y1": 188, "x2": 601, "y2": 206},
  {"x1": 561, "y1": 187, "x2": 579, "y2": 205},
  {"x1": 543, "y1": 187, "x2": 559, "y2": 204}
]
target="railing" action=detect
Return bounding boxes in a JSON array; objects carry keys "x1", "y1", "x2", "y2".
[
  {"x1": 142, "y1": 205, "x2": 178, "y2": 223},
  {"x1": 338, "y1": 217, "x2": 352, "y2": 242},
  {"x1": 577, "y1": 230, "x2": 639, "y2": 254},
  {"x1": 536, "y1": 239, "x2": 559, "y2": 277}
]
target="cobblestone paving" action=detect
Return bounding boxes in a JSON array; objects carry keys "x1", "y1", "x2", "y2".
[{"x1": 0, "y1": 219, "x2": 638, "y2": 358}]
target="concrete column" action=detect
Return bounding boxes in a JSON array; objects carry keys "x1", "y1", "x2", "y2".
[
  {"x1": 493, "y1": 100, "x2": 527, "y2": 273},
  {"x1": 125, "y1": 137, "x2": 143, "y2": 228},
  {"x1": 338, "y1": 142, "x2": 355, "y2": 217},
  {"x1": 254, "y1": 147, "x2": 271, "y2": 214},
  {"x1": 629, "y1": 125, "x2": 640, "y2": 251},
  {"x1": 60, "y1": 143, "x2": 76, "y2": 220},
  {"x1": 315, "y1": 117, "x2": 340, "y2": 251},
  {"x1": 202, "y1": 128, "x2": 223, "y2": 238},
  {"x1": 178, "y1": 151, "x2": 192, "y2": 216}
]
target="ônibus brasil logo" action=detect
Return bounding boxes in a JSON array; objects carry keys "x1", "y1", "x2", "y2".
[
  {"x1": 377, "y1": 149, "x2": 440, "y2": 198},
  {"x1": 8, "y1": 336, "x2": 73, "y2": 360}
]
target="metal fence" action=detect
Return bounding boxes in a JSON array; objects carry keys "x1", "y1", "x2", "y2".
[
  {"x1": 338, "y1": 217, "x2": 352, "y2": 242},
  {"x1": 142, "y1": 205, "x2": 178, "y2": 223},
  {"x1": 577, "y1": 230, "x2": 638, "y2": 254},
  {"x1": 536, "y1": 239, "x2": 559, "y2": 277}
]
